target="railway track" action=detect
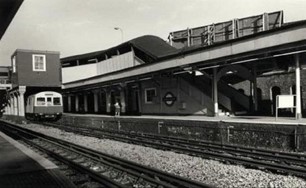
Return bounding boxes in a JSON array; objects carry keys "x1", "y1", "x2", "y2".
[
  {"x1": 43, "y1": 121, "x2": 306, "y2": 178},
  {"x1": 0, "y1": 121, "x2": 213, "y2": 188}
]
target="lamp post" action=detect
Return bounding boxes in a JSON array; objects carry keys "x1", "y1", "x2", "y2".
[{"x1": 114, "y1": 27, "x2": 123, "y2": 43}]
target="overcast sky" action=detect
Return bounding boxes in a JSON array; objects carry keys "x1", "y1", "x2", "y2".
[{"x1": 1, "y1": 0, "x2": 306, "y2": 66}]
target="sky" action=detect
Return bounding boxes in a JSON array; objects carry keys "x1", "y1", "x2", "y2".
[{"x1": 1, "y1": 0, "x2": 306, "y2": 66}]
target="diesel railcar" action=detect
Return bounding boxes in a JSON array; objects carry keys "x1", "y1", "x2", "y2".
[{"x1": 25, "y1": 91, "x2": 63, "y2": 120}]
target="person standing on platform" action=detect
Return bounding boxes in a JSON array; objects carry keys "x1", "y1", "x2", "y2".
[{"x1": 114, "y1": 100, "x2": 121, "y2": 116}]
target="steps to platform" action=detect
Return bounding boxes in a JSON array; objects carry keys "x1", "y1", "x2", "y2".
[{"x1": 181, "y1": 73, "x2": 251, "y2": 115}]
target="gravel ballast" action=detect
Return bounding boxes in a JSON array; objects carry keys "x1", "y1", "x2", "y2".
[{"x1": 17, "y1": 123, "x2": 306, "y2": 188}]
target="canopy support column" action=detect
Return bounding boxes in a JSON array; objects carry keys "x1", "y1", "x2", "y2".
[
  {"x1": 295, "y1": 54, "x2": 302, "y2": 119},
  {"x1": 213, "y1": 68, "x2": 219, "y2": 117},
  {"x1": 84, "y1": 93, "x2": 88, "y2": 112},
  {"x1": 67, "y1": 95, "x2": 72, "y2": 112},
  {"x1": 18, "y1": 86, "x2": 26, "y2": 117},
  {"x1": 252, "y1": 65, "x2": 258, "y2": 112},
  {"x1": 75, "y1": 95, "x2": 79, "y2": 112},
  {"x1": 106, "y1": 90, "x2": 111, "y2": 114},
  {"x1": 93, "y1": 90, "x2": 99, "y2": 113}
]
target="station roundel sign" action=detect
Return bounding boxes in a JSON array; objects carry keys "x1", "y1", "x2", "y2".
[{"x1": 162, "y1": 92, "x2": 177, "y2": 106}]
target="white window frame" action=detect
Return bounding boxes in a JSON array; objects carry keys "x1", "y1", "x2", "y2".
[
  {"x1": 32, "y1": 54, "x2": 46, "y2": 71},
  {"x1": 145, "y1": 88, "x2": 156, "y2": 104}
]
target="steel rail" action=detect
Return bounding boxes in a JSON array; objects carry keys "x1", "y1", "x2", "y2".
[
  {"x1": 43, "y1": 122, "x2": 306, "y2": 178},
  {"x1": 0, "y1": 123, "x2": 126, "y2": 188},
  {"x1": 48, "y1": 122, "x2": 306, "y2": 166},
  {"x1": 127, "y1": 132, "x2": 306, "y2": 165},
  {"x1": 76, "y1": 123, "x2": 306, "y2": 164},
  {"x1": 0, "y1": 120, "x2": 214, "y2": 188},
  {"x1": 91, "y1": 129, "x2": 306, "y2": 177}
]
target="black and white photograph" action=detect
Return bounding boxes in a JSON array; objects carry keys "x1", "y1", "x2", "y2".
[{"x1": 1, "y1": 0, "x2": 306, "y2": 187}]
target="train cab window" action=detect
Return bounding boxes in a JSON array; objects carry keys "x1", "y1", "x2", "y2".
[
  {"x1": 37, "y1": 97, "x2": 45, "y2": 106},
  {"x1": 47, "y1": 97, "x2": 52, "y2": 106},
  {"x1": 53, "y1": 97, "x2": 61, "y2": 105}
]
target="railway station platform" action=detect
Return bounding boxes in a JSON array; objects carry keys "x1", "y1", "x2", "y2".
[
  {"x1": 58, "y1": 113, "x2": 306, "y2": 152},
  {"x1": 0, "y1": 131, "x2": 76, "y2": 188},
  {"x1": 64, "y1": 113, "x2": 306, "y2": 125}
]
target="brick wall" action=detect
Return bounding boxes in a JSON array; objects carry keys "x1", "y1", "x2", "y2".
[
  {"x1": 58, "y1": 115, "x2": 306, "y2": 151},
  {"x1": 233, "y1": 70, "x2": 306, "y2": 116}
]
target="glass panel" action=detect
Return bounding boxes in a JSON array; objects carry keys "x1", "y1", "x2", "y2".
[
  {"x1": 146, "y1": 89, "x2": 156, "y2": 103},
  {"x1": 53, "y1": 97, "x2": 61, "y2": 105},
  {"x1": 46, "y1": 97, "x2": 52, "y2": 106},
  {"x1": 37, "y1": 97, "x2": 45, "y2": 106},
  {"x1": 33, "y1": 55, "x2": 45, "y2": 71}
]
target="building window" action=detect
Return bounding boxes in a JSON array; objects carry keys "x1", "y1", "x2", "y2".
[
  {"x1": 145, "y1": 88, "x2": 156, "y2": 104},
  {"x1": 32, "y1": 54, "x2": 46, "y2": 71},
  {"x1": 12, "y1": 56, "x2": 16, "y2": 73},
  {"x1": 0, "y1": 72, "x2": 8, "y2": 77}
]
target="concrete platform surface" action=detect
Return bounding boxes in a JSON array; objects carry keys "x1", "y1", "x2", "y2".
[{"x1": 0, "y1": 131, "x2": 76, "y2": 188}]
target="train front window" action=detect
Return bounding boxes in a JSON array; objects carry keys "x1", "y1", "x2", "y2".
[
  {"x1": 53, "y1": 97, "x2": 61, "y2": 105},
  {"x1": 47, "y1": 97, "x2": 52, "y2": 106},
  {"x1": 37, "y1": 97, "x2": 45, "y2": 106}
]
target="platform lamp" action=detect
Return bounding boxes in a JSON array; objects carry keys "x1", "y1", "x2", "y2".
[{"x1": 114, "y1": 27, "x2": 124, "y2": 43}]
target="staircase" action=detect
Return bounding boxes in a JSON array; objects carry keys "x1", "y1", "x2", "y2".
[{"x1": 180, "y1": 72, "x2": 250, "y2": 115}]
